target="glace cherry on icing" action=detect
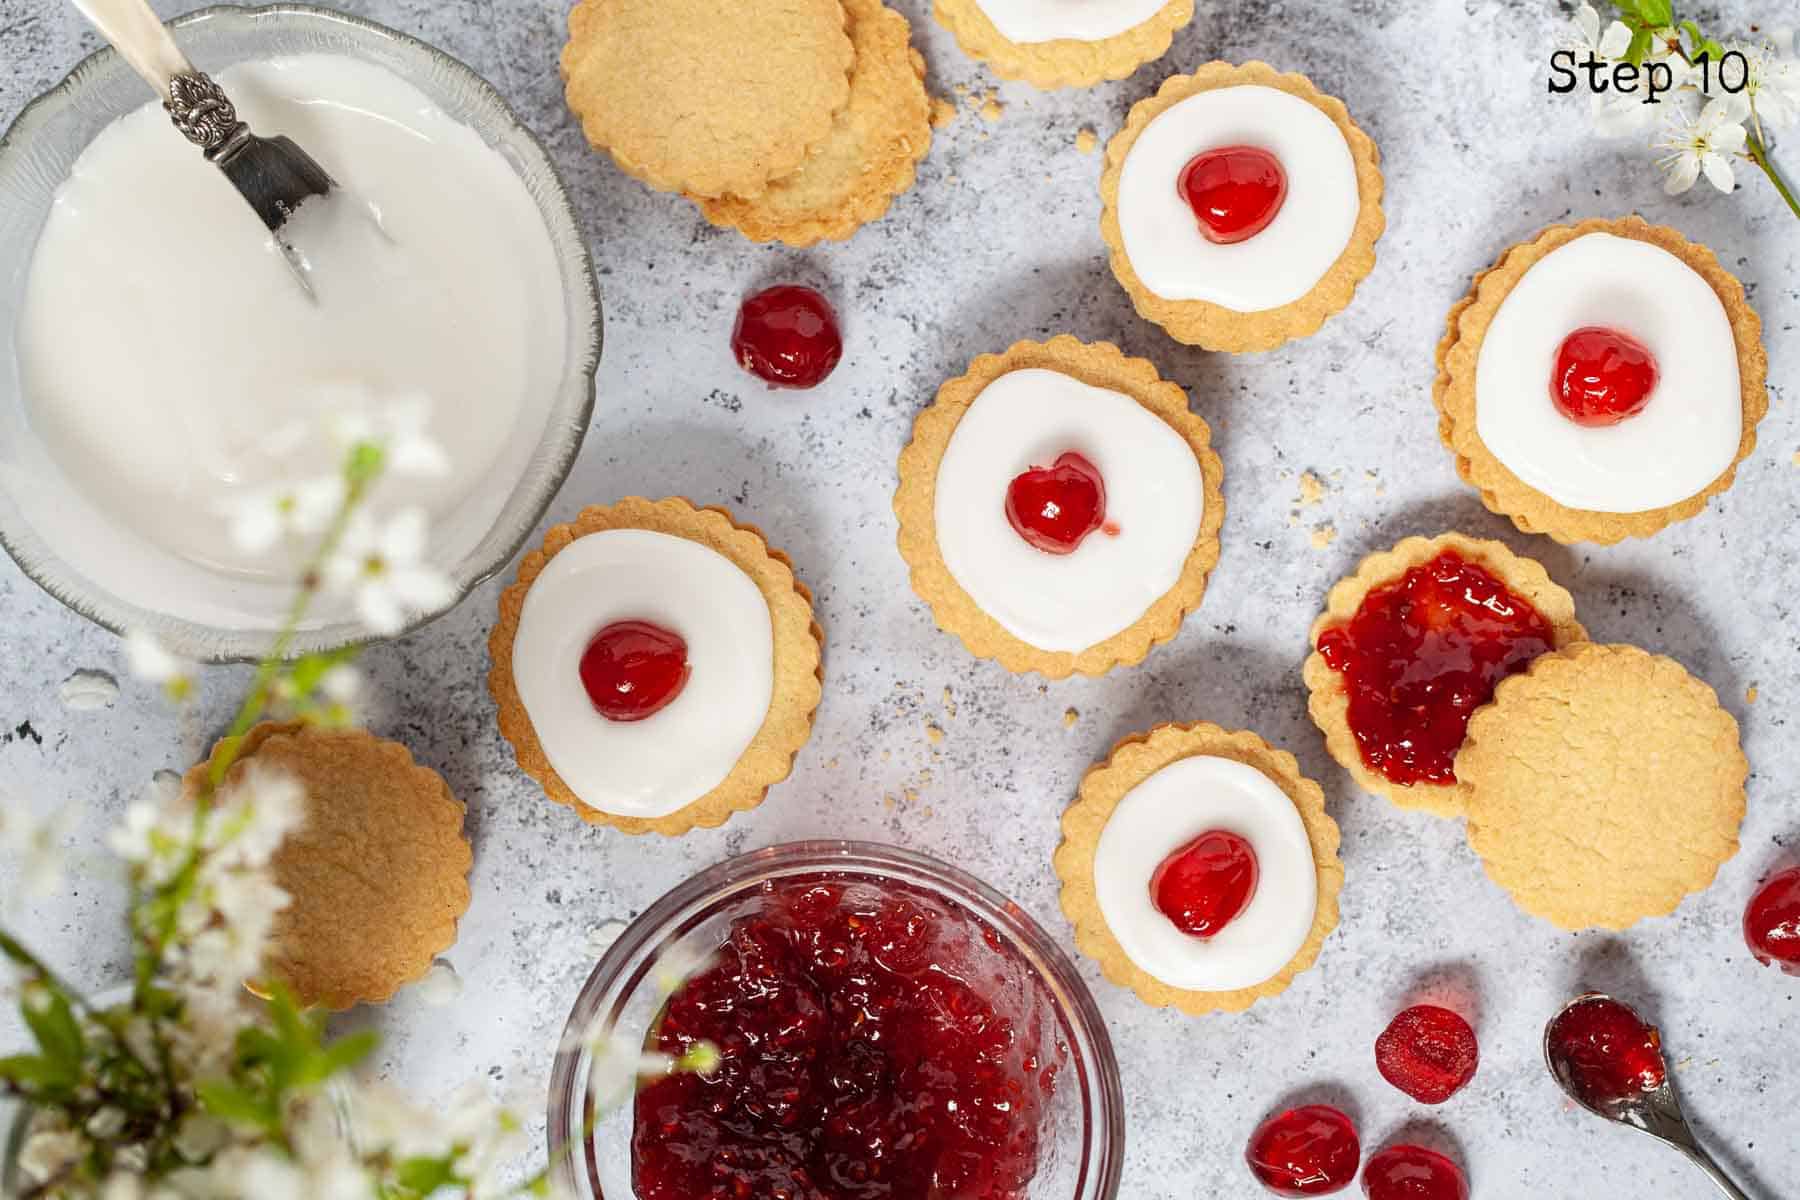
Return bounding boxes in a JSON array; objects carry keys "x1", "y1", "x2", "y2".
[
  {"x1": 1545, "y1": 995, "x2": 1666, "y2": 1108},
  {"x1": 1744, "y1": 866, "x2": 1800, "y2": 976},
  {"x1": 632, "y1": 876, "x2": 1059, "y2": 1200},
  {"x1": 578, "y1": 620, "x2": 690, "y2": 722},
  {"x1": 1373, "y1": 1005, "x2": 1479, "y2": 1105},
  {"x1": 732, "y1": 284, "x2": 844, "y2": 389},
  {"x1": 1550, "y1": 325, "x2": 1659, "y2": 427},
  {"x1": 1178, "y1": 145, "x2": 1288, "y2": 245},
  {"x1": 1149, "y1": 829, "x2": 1259, "y2": 938},
  {"x1": 1316, "y1": 549, "x2": 1555, "y2": 787},
  {"x1": 1246, "y1": 1104, "x2": 1361, "y2": 1196},
  {"x1": 1361, "y1": 1144, "x2": 1469, "y2": 1200},
  {"x1": 1005, "y1": 450, "x2": 1108, "y2": 554}
]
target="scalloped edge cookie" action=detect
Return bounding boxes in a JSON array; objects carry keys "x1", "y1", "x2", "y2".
[
  {"x1": 932, "y1": 0, "x2": 1193, "y2": 89},
  {"x1": 1053, "y1": 722, "x2": 1344, "y2": 1014},
  {"x1": 488, "y1": 497, "x2": 824, "y2": 837},
  {"x1": 1459, "y1": 643, "x2": 1747, "y2": 930},
  {"x1": 693, "y1": 0, "x2": 932, "y2": 245},
  {"x1": 1303, "y1": 532, "x2": 1588, "y2": 818},
  {"x1": 188, "y1": 722, "x2": 472, "y2": 1011},
  {"x1": 561, "y1": 0, "x2": 854, "y2": 199},
  {"x1": 1100, "y1": 62, "x2": 1385, "y2": 352},
  {"x1": 894, "y1": 336, "x2": 1225, "y2": 678},
  {"x1": 1434, "y1": 215, "x2": 1769, "y2": 545}
]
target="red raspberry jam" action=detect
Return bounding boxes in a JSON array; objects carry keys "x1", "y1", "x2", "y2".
[
  {"x1": 1178, "y1": 145, "x2": 1288, "y2": 244},
  {"x1": 1545, "y1": 995, "x2": 1666, "y2": 1108},
  {"x1": 1246, "y1": 1104, "x2": 1360, "y2": 1196},
  {"x1": 733, "y1": 284, "x2": 844, "y2": 389},
  {"x1": 1315, "y1": 550, "x2": 1555, "y2": 787},
  {"x1": 1361, "y1": 1145, "x2": 1469, "y2": 1200},
  {"x1": 1150, "y1": 830, "x2": 1259, "y2": 938},
  {"x1": 1004, "y1": 451, "x2": 1107, "y2": 555},
  {"x1": 1374, "y1": 1005, "x2": 1479, "y2": 1105},
  {"x1": 578, "y1": 620, "x2": 690, "y2": 722},
  {"x1": 1551, "y1": 326, "x2": 1658, "y2": 427},
  {"x1": 633, "y1": 876, "x2": 1062, "y2": 1200},
  {"x1": 1744, "y1": 866, "x2": 1800, "y2": 976}
]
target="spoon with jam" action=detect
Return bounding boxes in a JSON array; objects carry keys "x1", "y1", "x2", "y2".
[{"x1": 1544, "y1": 993, "x2": 1753, "y2": 1199}]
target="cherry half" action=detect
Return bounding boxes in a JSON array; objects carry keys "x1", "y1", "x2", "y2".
[
  {"x1": 1179, "y1": 145, "x2": 1288, "y2": 245},
  {"x1": 1246, "y1": 1105, "x2": 1361, "y2": 1196},
  {"x1": 1545, "y1": 995, "x2": 1666, "y2": 1108},
  {"x1": 1374, "y1": 1005, "x2": 1479, "y2": 1105},
  {"x1": 1362, "y1": 1145, "x2": 1469, "y2": 1200},
  {"x1": 1150, "y1": 830, "x2": 1259, "y2": 938},
  {"x1": 732, "y1": 284, "x2": 843, "y2": 389},
  {"x1": 1550, "y1": 326, "x2": 1659, "y2": 427},
  {"x1": 578, "y1": 620, "x2": 690, "y2": 722},
  {"x1": 1005, "y1": 451, "x2": 1107, "y2": 555},
  {"x1": 1744, "y1": 866, "x2": 1800, "y2": 976}
]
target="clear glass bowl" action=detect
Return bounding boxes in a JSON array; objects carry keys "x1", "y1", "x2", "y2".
[
  {"x1": 547, "y1": 840, "x2": 1124, "y2": 1200},
  {"x1": 0, "y1": 4, "x2": 601, "y2": 661}
]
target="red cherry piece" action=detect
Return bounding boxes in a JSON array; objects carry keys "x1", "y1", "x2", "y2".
[
  {"x1": 1179, "y1": 145, "x2": 1288, "y2": 245},
  {"x1": 731, "y1": 284, "x2": 843, "y2": 389},
  {"x1": 1315, "y1": 549, "x2": 1556, "y2": 787},
  {"x1": 1362, "y1": 1145, "x2": 1470, "y2": 1200},
  {"x1": 578, "y1": 620, "x2": 690, "y2": 723},
  {"x1": 1246, "y1": 1105, "x2": 1361, "y2": 1196},
  {"x1": 1551, "y1": 325, "x2": 1658, "y2": 427},
  {"x1": 1150, "y1": 830, "x2": 1259, "y2": 938},
  {"x1": 1545, "y1": 996, "x2": 1666, "y2": 1107},
  {"x1": 1374, "y1": 1005, "x2": 1480, "y2": 1105},
  {"x1": 1745, "y1": 866, "x2": 1800, "y2": 976},
  {"x1": 1005, "y1": 451, "x2": 1107, "y2": 554}
]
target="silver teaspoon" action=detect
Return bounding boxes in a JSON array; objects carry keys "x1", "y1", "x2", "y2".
[{"x1": 1544, "y1": 992, "x2": 1753, "y2": 1200}]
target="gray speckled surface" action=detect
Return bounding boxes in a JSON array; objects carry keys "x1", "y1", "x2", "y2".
[{"x1": 2, "y1": 0, "x2": 1797, "y2": 1196}]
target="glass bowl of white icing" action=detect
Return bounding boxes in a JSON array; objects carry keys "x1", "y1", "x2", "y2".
[{"x1": 0, "y1": 4, "x2": 600, "y2": 660}]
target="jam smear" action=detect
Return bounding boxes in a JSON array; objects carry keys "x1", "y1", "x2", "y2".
[
  {"x1": 1551, "y1": 326, "x2": 1658, "y2": 427},
  {"x1": 1246, "y1": 1105, "x2": 1361, "y2": 1196},
  {"x1": 733, "y1": 284, "x2": 844, "y2": 389},
  {"x1": 1374, "y1": 1005, "x2": 1479, "y2": 1105},
  {"x1": 1546, "y1": 995, "x2": 1666, "y2": 1107},
  {"x1": 1150, "y1": 830, "x2": 1259, "y2": 939},
  {"x1": 1361, "y1": 1145, "x2": 1469, "y2": 1200},
  {"x1": 633, "y1": 876, "x2": 1061, "y2": 1200},
  {"x1": 1178, "y1": 145, "x2": 1288, "y2": 244},
  {"x1": 579, "y1": 620, "x2": 690, "y2": 722},
  {"x1": 1004, "y1": 451, "x2": 1107, "y2": 555},
  {"x1": 1744, "y1": 866, "x2": 1800, "y2": 976},
  {"x1": 1315, "y1": 549, "x2": 1555, "y2": 787}
]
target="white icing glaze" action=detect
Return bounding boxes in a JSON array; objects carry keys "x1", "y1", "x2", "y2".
[
  {"x1": 511, "y1": 529, "x2": 773, "y2": 819},
  {"x1": 1116, "y1": 84, "x2": 1359, "y2": 312},
  {"x1": 972, "y1": 0, "x2": 1171, "y2": 43},
  {"x1": 933, "y1": 368, "x2": 1205, "y2": 653},
  {"x1": 1093, "y1": 755, "x2": 1317, "y2": 992},
  {"x1": 1473, "y1": 232, "x2": 1741, "y2": 514}
]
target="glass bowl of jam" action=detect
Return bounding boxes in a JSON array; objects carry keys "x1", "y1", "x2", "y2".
[{"x1": 547, "y1": 840, "x2": 1124, "y2": 1200}]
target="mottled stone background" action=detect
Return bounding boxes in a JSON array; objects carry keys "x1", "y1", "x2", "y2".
[{"x1": 2, "y1": 0, "x2": 1796, "y2": 1195}]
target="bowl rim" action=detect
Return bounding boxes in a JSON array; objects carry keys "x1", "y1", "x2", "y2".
[
  {"x1": 545, "y1": 838, "x2": 1126, "y2": 1200},
  {"x1": 0, "y1": 2, "x2": 602, "y2": 664}
]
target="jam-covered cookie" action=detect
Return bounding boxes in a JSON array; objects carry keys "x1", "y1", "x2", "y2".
[
  {"x1": 933, "y1": 0, "x2": 1194, "y2": 89},
  {"x1": 895, "y1": 336, "x2": 1224, "y2": 678},
  {"x1": 489, "y1": 498, "x2": 823, "y2": 836},
  {"x1": 1303, "y1": 533, "x2": 1586, "y2": 818},
  {"x1": 1054, "y1": 723, "x2": 1343, "y2": 1014},
  {"x1": 1435, "y1": 216, "x2": 1769, "y2": 543},
  {"x1": 1101, "y1": 62, "x2": 1385, "y2": 352}
]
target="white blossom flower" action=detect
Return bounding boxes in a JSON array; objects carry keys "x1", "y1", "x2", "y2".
[
  {"x1": 323, "y1": 386, "x2": 450, "y2": 479},
  {"x1": 123, "y1": 630, "x2": 196, "y2": 702},
  {"x1": 1709, "y1": 41, "x2": 1800, "y2": 131},
  {"x1": 0, "y1": 801, "x2": 79, "y2": 898},
  {"x1": 651, "y1": 937, "x2": 717, "y2": 996},
  {"x1": 101, "y1": 1172, "x2": 145, "y2": 1200},
  {"x1": 225, "y1": 475, "x2": 348, "y2": 556},
  {"x1": 583, "y1": 1031, "x2": 676, "y2": 1109},
  {"x1": 323, "y1": 508, "x2": 457, "y2": 635},
  {"x1": 1656, "y1": 97, "x2": 1749, "y2": 193},
  {"x1": 207, "y1": 764, "x2": 307, "y2": 870},
  {"x1": 319, "y1": 664, "x2": 363, "y2": 706},
  {"x1": 18, "y1": 1124, "x2": 87, "y2": 1183},
  {"x1": 1563, "y1": 2, "x2": 1633, "y2": 60}
]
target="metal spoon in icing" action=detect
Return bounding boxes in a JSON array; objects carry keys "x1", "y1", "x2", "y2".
[{"x1": 1544, "y1": 992, "x2": 1753, "y2": 1200}]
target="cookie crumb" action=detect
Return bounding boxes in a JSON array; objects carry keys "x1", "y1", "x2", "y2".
[
  {"x1": 60, "y1": 669, "x2": 118, "y2": 711},
  {"x1": 942, "y1": 687, "x2": 957, "y2": 718},
  {"x1": 1747, "y1": 684, "x2": 1759, "y2": 704},
  {"x1": 925, "y1": 722, "x2": 944, "y2": 744},
  {"x1": 1063, "y1": 707, "x2": 1079, "y2": 728},
  {"x1": 585, "y1": 921, "x2": 628, "y2": 957},
  {"x1": 922, "y1": 806, "x2": 935, "y2": 819},
  {"x1": 883, "y1": 793, "x2": 897, "y2": 810},
  {"x1": 881, "y1": 749, "x2": 891, "y2": 763},
  {"x1": 1792, "y1": 450, "x2": 1800, "y2": 466},
  {"x1": 413, "y1": 959, "x2": 462, "y2": 1007},
  {"x1": 930, "y1": 97, "x2": 957, "y2": 128},
  {"x1": 979, "y1": 91, "x2": 1005, "y2": 122},
  {"x1": 1295, "y1": 470, "x2": 1327, "y2": 506},
  {"x1": 1310, "y1": 523, "x2": 1338, "y2": 550},
  {"x1": 1075, "y1": 127, "x2": 1097, "y2": 153}
]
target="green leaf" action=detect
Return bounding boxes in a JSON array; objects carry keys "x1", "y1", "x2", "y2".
[
  {"x1": 1625, "y1": 27, "x2": 1654, "y2": 65},
  {"x1": 393, "y1": 1155, "x2": 460, "y2": 1194},
  {"x1": 317, "y1": 1029, "x2": 379, "y2": 1078},
  {"x1": 21, "y1": 986, "x2": 86, "y2": 1073},
  {"x1": 1637, "y1": 0, "x2": 1673, "y2": 28},
  {"x1": 196, "y1": 1079, "x2": 276, "y2": 1131},
  {"x1": 0, "y1": 1052, "x2": 75, "y2": 1094}
]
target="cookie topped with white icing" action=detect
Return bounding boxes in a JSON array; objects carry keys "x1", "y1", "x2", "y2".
[{"x1": 933, "y1": 0, "x2": 1194, "y2": 89}]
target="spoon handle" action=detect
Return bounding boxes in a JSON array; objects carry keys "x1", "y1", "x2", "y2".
[
  {"x1": 1677, "y1": 1141, "x2": 1754, "y2": 1200},
  {"x1": 66, "y1": 0, "x2": 193, "y2": 93}
]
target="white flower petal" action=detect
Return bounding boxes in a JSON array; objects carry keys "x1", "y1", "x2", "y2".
[
  {"x1": 227, "y1": 499, "x2": 284, "y2": 555},
  {"x1": 1711, "y1": 120, "x2": 1748, "y2": 155},
  {"x1": 1598, "y1": 19, "x2": 1633, "y2": 59},
  {"x1": 1701, "y1": 150, "x2": 1737, "y2": 192},
  {"x1": 1576, "y1": 3, "x2": 1600, "y2": 46},
  {"x1": 1663, "y1": 152, "x2": 1701, "y2": 193},
  {"x1": 379, "y1": 507, "x2": 430, "y2": 565},
  {"x1": 356, "y1": 583, "x2": 406, "y2": 636},
  {"x1": 292, "y1": 475, "x2": 348, "y2": 535},
  {"x1": 124, "y1": 629, "x2": 178, "y2": 683},
  {"x1": 388, "y1": 565, "x2": 457, "y2": 613}
]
